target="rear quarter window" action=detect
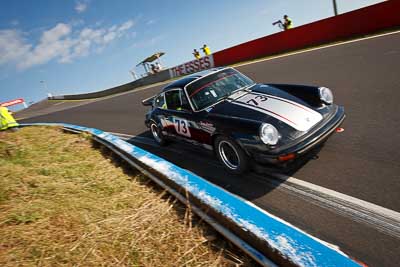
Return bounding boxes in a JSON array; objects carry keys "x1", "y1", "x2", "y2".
[{"x1": 154, "y1": 94, "x2": 165, "y2": 109}]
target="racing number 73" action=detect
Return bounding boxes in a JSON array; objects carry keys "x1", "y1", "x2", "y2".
[
  {"x1": 246, "y1": 95, "x2": 268, "y2": 106},
  {"x1": 177, "y1": 120, "x2": 187, "y2": 133},
  {"x1": 173, "y1": 117, "x2": 191, "y2": 137}
]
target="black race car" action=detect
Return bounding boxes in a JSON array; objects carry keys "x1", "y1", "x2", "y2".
[{"x1": 143, "y1": 67, "x2": 345, "y2": 174}]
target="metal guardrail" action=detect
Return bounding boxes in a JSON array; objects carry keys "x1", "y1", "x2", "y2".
[{"x1": 20, "y1": 123, "x2": 363, "y2": 267}]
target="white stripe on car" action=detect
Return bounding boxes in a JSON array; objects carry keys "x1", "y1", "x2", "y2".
[{"x1": 232, "y1": 92, "x2": 322, "y2": 132}]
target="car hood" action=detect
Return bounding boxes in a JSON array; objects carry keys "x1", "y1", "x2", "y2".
[{"x1": 208, "y1": 84, "x2": 323, "y2": 132}]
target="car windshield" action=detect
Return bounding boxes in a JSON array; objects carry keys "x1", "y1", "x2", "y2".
[{"x1": 185, "y1": 68, "x2": 254, "y2": 111}]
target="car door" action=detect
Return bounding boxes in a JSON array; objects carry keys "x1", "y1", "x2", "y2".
[
  {"x1": 163, "y1": 89, "x2": 212, "y2": 147},
  {"x1": 151, "y1": 92, "x2": 175, "y2": 138}
]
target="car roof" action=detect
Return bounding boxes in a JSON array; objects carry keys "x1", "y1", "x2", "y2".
[{"x1": 162, "y1": 67, "x2": 225, "y2": 92}]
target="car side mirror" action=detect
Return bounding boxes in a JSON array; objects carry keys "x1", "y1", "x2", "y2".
[{"x1": 142, "y1": 96, "x2": 154, "y2": 106}]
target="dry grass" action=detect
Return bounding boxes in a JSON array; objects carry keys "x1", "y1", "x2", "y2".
[{"x1": 0, "y1": 127, "x2": 256, "y2": 267}]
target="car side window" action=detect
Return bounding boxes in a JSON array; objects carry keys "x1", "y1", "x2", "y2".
[
  {"x1": 154, "y1": 93, "x2": 166, "y2": 109},
  {"x1": 165, "y1": 90, "x2": 181, "y2": 110},
  {"x1": 179, "y1": 90, "x2": 191, "y2": 111},
  {"x1": 164, "y1": 89, "x2": 191, "y2": 111}
]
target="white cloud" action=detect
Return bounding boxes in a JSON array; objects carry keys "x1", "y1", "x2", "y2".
[
  {"x1": 118, "y1": 20, "x2": 134, "y2": 32},
  {"x1": 79, "y1": 28, "x2": 105, "y2": 42},
  {"x1": 101, "y1": 20, "x2": 134, "y2": 44},
  {"x1": 18, "y1": 23, "x2": 73, "y2": 69},
  {"x1": 0, "y1": 30, "x2": 31, "y2": 65},
  {"x1": 0, "y1": 20, "x2": 135, "y2": 70},
  {"x1": 103, "y1": 31, "x2": 117, "y2": 43},
  {"x1": 75, "y1": 1, "x2": 87, "y2": 13},
  {"x1": 40, "y1": 23, "x2": 71, "y2": 43}
]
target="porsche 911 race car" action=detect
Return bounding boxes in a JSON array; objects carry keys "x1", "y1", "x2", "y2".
[{"x1": 142, "y1": 67, "x2": 345, "y2": 174}]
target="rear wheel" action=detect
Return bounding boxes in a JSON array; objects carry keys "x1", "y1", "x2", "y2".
[
  {"x1": 150, "y1": 122, "x2": 167, "y2": 146},
  {"x1": 215, "y1": 136, "x2": 249, "y2": 174}
]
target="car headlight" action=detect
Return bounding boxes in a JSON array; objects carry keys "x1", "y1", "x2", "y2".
[
  {"x1": 260, "y1": 123, "x2": 280, "y2": 145},
  {"x1": 318, "y1": 87, "x2": 333, "y2": 104}
]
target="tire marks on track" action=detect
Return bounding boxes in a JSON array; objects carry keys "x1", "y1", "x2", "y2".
[{"x1": 255, "y1": 174, "x2": 400, "y2": 239}]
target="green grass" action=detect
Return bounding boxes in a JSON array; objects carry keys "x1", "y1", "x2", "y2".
[{"x1": 0, "y1": 127, "x2": 255, "y2": 266}]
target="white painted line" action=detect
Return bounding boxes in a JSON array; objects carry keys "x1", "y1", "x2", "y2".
[
  {"x1": 92, "y1": 30, "x2": 400, "y2": 105},
  {"x1": 98, "y1": 30, "x2": 400, "y2": 103},
  {"x1": 107, "y1": 132, "x2": 400, "y2": 239},
  {"x1": 27, "y1": 30, "x2": 400, "y2": 121},
  {"x1": 64, "y1": 30, "x2": 400, "y2": 107},
  {"x1": 108, "y1": 132, "x2": 157, "y2": 147},
  {"x1": 98, "y1": 129, "x2": 358, "y2": 263},
  {"x1": 274, "y1": 174, "x2": 400, "y2": 222},
  {"x1": 53, "y1": 102, "x2": 66, "y2": 106},
  {"x1": 235, "y1": 30, "x2": 400, "y2": 68},
  {"x1": 107, "y1": 132, "x2": 135, "y2": 138},
  {"x1": 262, "y1": 173, "x2": 400, "y2": 239}
]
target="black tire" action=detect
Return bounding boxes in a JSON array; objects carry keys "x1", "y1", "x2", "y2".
[
  {"x1": 214, "y1": 136, "x2": 249, "y2": 174},
  {"x1": 150, "y1": 121, "x2": 168, "y2": 146}
]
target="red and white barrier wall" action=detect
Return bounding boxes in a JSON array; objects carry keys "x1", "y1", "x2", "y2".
[
  {"x1": 169, "y1": 0, "x2": 400, "y2": 76},
  {"x1": 1, "y1": 98, "x2": 27, "y2": 108},
  {"x1": 213, "y1": 0, "x2": 400, "y2": 67}
]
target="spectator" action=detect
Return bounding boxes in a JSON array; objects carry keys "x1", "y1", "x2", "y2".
[
  {"x1": 283, "y1": 15, "x2": 293, "y2": 30},
  {"x1": 0, "y1": 106, "x2": 19, "y2": 131},
  {"x1": 155, "y1": 62, "x2": 162, "y2": 71},
  {"x1": 151, "y1": 64, "x2": 158, "y2": 74},
  {"x1": 193, "y1": 49, "x2": 201, "y2": 59},
  {"x1": 201, "y1": 44, "x2": 211, "y2": 56}
]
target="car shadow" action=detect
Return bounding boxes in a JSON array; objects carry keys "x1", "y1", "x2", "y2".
[{"x1": 123, "y1": 130, "x2": 323, "y2": 201}]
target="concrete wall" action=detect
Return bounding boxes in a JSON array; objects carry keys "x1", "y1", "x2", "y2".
[{"x1": 49, "y1": 69, "x2": 171, "y2": 100}]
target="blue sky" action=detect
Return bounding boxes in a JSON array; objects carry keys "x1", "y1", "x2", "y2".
[{"x1": 0, "y1": 0, "x2": 384, "y2": 107}]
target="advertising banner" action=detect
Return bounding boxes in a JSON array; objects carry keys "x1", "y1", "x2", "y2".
[{"x1": 169, "y1": 55, "x2": 214, "y2": 78}]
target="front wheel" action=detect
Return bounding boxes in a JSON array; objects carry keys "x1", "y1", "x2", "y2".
[
  {"x1": 215, "y1": 136, "x2": 249, "y2": 174},
  {"x1": 150, "y1": 122, "x2": 167, "y2": 146}
]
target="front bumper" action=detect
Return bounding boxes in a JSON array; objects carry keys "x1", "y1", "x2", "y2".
[{"x1": 252, "y1": 105, "x2": 345, "y2": 165}]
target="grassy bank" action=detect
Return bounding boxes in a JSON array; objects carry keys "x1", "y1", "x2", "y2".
[{"x1": 0, "y1": 127, "x2": 254, "y2": 266}]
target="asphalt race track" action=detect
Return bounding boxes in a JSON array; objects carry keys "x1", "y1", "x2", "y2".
[{"x1": 20, "y1": 32, "x2": 400, "y2": 266}]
